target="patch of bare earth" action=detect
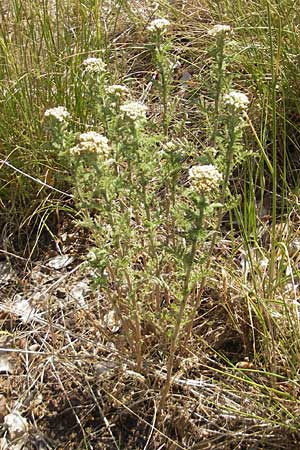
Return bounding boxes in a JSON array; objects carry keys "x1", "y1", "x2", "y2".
[{"x1": 0, "y1": 227, "x2": 300, "y2": 449}]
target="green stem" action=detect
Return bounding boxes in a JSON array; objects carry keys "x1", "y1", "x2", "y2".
[
  {"x1": 185, "y1": 119, "x2": 236, "y2": 341},
  {"x1": 210, "y1": 35, "x2": 225, "y2": 147},
  {"x1": 159, "y1": 202, "x2": 204, "y2": 412},
  {"x1": 155, "y1": 40, "x2": 169, "y2": 135}
]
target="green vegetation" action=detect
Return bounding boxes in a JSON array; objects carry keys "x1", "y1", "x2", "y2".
[{"x1": 1, "y1": 0, "x2": 300, "y2": 448}]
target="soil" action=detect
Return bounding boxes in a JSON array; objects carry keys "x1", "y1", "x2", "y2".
[{"x1": 0, "y1": 224, "x2": 300, "y2": 450}]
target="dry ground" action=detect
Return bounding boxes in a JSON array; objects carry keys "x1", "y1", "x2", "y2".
[{"x1": 1, "y1": 220, "x2": 300, "y2": 449}]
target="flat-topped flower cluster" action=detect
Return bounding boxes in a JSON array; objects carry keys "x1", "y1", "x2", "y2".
[
  {"x1": 189, "y1": 164, "x2": 222, "y2": 195},
  {"x1": 147, "y1": 18, "x2": 170, "y2": 34},
  {"x1": 120, "y1": 101, "x2": 148, "y2": 121},
  {"x1": 44, "y1": 106, "x2": 70, "y2": 123},
  {"x1": 223, "y1": 90, "x2": 249, "y2": 111},
  {"x1": 70, "y1": 131, "x2": 110, "y2": 156},
  {"x1": 208, "y1": 24, "x2": 232, "y2": 37},
  {"x1": 82, "y1": 57, "x2": 107, "y2": 74}
]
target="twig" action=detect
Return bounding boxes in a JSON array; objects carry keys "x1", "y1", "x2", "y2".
[{"x1": 0, "y1": 159, "x2": 73, "y2": 198}]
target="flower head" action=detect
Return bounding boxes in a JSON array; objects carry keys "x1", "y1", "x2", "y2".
[
  {"x1": 82, "y1": 57, "x2": 107, "y2": 74},
  {"x1": 44, "y1": 106, "x2": 70, "y2": 122},
  {"x1": 147, "y1": 18, "x2": 170, "y2": 34},
  {"x1": 189, "y1": 164, "x2": 222, "y2": 195},
  {"x1": 70, "y1": 131, "x2": 110, "y2": 156},
  {"x1": 106, "y1": 85, "x2": 129, "y2": 97},
  {"x1": 223, "y1": 90, "x2": 249, "y2": 111},
  {"x1": 120, "y1": 101, "x2": 148, "y2": 121},
  {"x1": 164, "y1": 141, "x2": 176, "y2": 151},
  {"x1": 208, "y1": 24, "x2": 232, "y2": 37}
]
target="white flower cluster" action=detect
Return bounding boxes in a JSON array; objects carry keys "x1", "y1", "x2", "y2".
[
  {"x1": 147, "y1": 18, "x2": 170, "y2": 34},
  {"x1": 164, "y1": 141, "x2": 176, "y2": 151},
  {"x1": 82, "y1": 57, "x2": 107, "y2": 73},
  {"x1": 120, "y1": 101, "x2": 148, "y2": 121},
  {"x1": 70, "y1": 131, "x2": 110, "y2": 156},
  {"x1": 223, "y1": 90, "x2": 249, "y2": 111},
  {"x1": 208, "y1": 24, "x2": 232, "y2": 37},
  {"x1": 106, "y1": 85, "x2": 129, "y2": 97},
  {"x1": 189, "y1": 164, "x2": 222, "y2": 195},
  {"x1": 44, "y1": 106, "x2": 70, "y2": 122}
]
